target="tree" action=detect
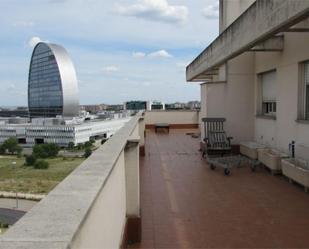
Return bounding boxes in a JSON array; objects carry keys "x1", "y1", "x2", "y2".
[
  {"x1": 77, "y1": 143, "x2": 84, "y2": 150},
  {"x1": 33, "y1": 143, "x2": 60, "y2": 158},
  {"x1": 45, "y1": 143, "x2": 60, "y2": 157},
  {"x1": 84, "y1": 141, "x2": 92, "y2": 148},
  {"x1": 68, "y1": 142, "x2": 75, "y2": 150},
  {"x1": 0, "y1": 145, "x2": 5, "y2": 154},
  {"x1": 16, "y1": 146, "x2": 22, "y2": 157},
  {"x1": 84, "y1": 147, "x2": 92, "y2": 158},
  {"x1": 25, "y1": 154, "x2": 37, "y2": 166},
  {"x1": 2, "y1": 137, "x2": 22, "y2": 155},
  {"x1": 34, "y1": 160, "x2": 49, "y2": 169},
  {"x1": 33, "y1": 144, "x2": 48, "y2": 158}
]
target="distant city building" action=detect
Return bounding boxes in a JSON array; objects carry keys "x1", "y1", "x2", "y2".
[
  {"x1": 165, "y1": 101, "x2": 200, "y2": 110},
  {"x1": 28, "y1": 42, "x2": 79, "y2": 118},
  {"x1": 0, "y1": 107, "x2": 29, "y2": 117},
  {"x1": 124, "y1": 101, "x2": 148, "y2": 111},
  {"x1": 166, "y1": 102, "x2": 186, "y2": 110},
  {"x1": 0, "y1": 42, "x2": 131, "y2": 147},
  {"x1": 80, "y1": 104, "x2": 107, "y2": 114},
  {"x1": 106, "y1": 105, "x2": 124, "y2": 112},
  {"x1": 0, "y1": 117, "x2": 130, "y2": 147},
  {"x1": 150, "y1": 101, "x2": 165, "y2": 110},
  {"x1": 124, "y1": 100, "x2": 169, "y2": 111},
  {"x1": 187, "y1": 101, "x2": 201, "y2": 110}
]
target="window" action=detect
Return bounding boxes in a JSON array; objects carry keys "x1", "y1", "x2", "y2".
[{"x1": 258, "y1": 70, "x2": 277, "y2": 117}]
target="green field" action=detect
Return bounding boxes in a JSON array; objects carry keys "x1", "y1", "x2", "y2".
[{"x1": 0, "y1": 156, "x2": 84, "y2": 194}]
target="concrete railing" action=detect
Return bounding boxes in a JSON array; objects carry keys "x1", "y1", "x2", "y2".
[
  {"x1": 0, "y1": 113, "x2": 145, "y2": 249},
  {"x1": 145, "y1": 110, "x2": 199, "y2": 129}
]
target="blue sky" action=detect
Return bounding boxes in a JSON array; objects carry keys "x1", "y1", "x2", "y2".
[{"x1": 0, "y1": 0, "x2": 219, "y2": 105}]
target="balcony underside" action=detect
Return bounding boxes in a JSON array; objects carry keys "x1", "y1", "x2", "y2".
[
  {"x1": 133, "y1": 130, "x2": 309, "y2": 248},
  {"x1": 186, "y1": 0, "x2": 309, "y2": 82}
]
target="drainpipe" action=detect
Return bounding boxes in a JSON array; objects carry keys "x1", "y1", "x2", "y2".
[{"x1": 289, "y1": 141, "x2": 295, "y2": 158}]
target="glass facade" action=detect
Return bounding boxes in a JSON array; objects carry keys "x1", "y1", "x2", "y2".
[
  {"x1": 126, "y1": 101, "x2": 147, "y2": 110},
  {"x1": 28, "y1": 43, "x2": 63, "y2": 118}
]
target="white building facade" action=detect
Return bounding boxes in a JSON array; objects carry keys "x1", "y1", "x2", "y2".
[
  {"x1": 187, "y1": 0, "x2": 309, "y2": 157},
  {"x1": 0, "y1": 118, "x2": 130, "y2": 147}
]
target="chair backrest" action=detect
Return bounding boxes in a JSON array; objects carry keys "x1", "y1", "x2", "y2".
[
  {"x1": 208, "y1": 131, "x2": 229, "y2": 148},
  {"x1": 202, "y1": 118, "x2": 226, "y2": 141}
]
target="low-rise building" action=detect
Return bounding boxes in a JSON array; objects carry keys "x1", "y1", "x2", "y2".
[{"x1": 0, "y1": 117, "x2": 130, "y2": 147}]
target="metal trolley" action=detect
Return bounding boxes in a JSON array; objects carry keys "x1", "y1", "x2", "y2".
[{"x1": 206, "y1": 155, "x2": 260, "y2": 176}]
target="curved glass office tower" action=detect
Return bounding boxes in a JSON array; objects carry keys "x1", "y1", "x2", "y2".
[{"x1": 28, "y1": 42, "x2": 79, "y2": 118}]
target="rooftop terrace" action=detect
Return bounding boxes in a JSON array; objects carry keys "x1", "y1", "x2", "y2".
[
  {"x1": 134, "y1": 129, "x2": 309, "y2": 248},
  {"x1": 1, "y1": 111, "x2": 309, "y2": 248}
]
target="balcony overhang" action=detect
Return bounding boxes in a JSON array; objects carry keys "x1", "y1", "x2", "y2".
[
  {"x1": 186, "y1": 0, "x2": 309, "y2": 82},
  {"x1": 250, "y1": 35, "x2": 284, "y2": 52}
]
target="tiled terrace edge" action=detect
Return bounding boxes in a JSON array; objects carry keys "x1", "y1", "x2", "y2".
[{"x1": 0, "y1": 113, "x2": 145, "y2": 249}]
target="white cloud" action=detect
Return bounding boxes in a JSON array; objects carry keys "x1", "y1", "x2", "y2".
[
  {"x1": 132, "y1": 52, "x2": 146, "y2": 58},
  {"x1": 13, "y1": 21, "x2": 34, "y2": 28},
  {"x1": 115, "y1": 0, "x2": 188, "y2": 24},
  {"x1": 202, "y1": 1, "x2": 219, "y2": 19},
  {"x1": 148, "y1": 49, "x2": 172, "y2": 58},
  {"x1": 102, "y1": 65, "x2": 120, "y2": 73},
  {"x1": 6, "y1": 83, "x2": 16, "y2": 92},
  {"x1": 48, "y1": 0, "x2": 68, "y2": 3},
  {"x1": 132, "y1": 50, "x2": 173, "y2": 59},
  {"x1": 28, "y1": 36, "x2": 48, "y2": 48},
  {"x1": 143, "y1": 81, "x2": 151, "y2": 87}
]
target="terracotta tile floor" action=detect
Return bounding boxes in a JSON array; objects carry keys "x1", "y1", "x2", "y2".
[{"x1": 132, "y1": 129, "x2": 309, "y2": 249}]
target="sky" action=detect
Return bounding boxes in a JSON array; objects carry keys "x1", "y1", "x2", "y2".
[{"x1": 0, "y1": 0, "x2": 219, "y2": 105}]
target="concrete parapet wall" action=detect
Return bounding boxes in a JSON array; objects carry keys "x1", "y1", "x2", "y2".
[{"x1": 145, "y1": 110, "x2": 199, "y2": 128}]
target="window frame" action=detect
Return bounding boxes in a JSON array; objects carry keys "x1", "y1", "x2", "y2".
[
  {"x1": 297, "y1": 60, "x2": 309, "y2": 121},
  {"x1": 256, "y1": 69, "x2": 277, "y2": 118}
]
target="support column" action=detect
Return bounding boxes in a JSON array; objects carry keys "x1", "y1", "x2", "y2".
[
  {"x1": 138, "y1": 117, "x2": 145, "y2": 157},
  {"x1": 124, "y1": 137, "x2": 141, "y2": 244}
]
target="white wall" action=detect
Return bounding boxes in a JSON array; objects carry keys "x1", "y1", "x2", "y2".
[
  {"x1": 221, "y1": 0, "x2": 255, "y2": 31},
  {"x1": 254, "y1": 32, "x2": 309, "y2": 154},
  {"x1": 201, "y1": 0, "x2": 309, "y2": 157},
  {"x1": 71, "y1": 151, "x2": 127, "y2": 249},
  {"x1": 199, "y1": 84, "x2": 208, "y2": 139},
  {"x1": 201, "y1": 53, "x2": 255, "y2": 144},
  {"x1": 199, "y1": 0, "x2": 256, "y2": 144}
]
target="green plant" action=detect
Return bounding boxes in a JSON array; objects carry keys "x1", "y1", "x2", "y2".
[
  {"x1": 84, "y1": 141, "x2": 92, "y2": 148},
  {"x1": 25, "y1": 155, "x2": 37, "y2": 166},
  {"x1": 1, "y1": 137, "x2": 22, "y2": 155},
  {"x1": 0, "y1": 223, "x2": 9, "y2": 228},
  {"x1": 0, "y1": 145, "x2": 5, "y2": 154},
  {"x1": 46, "y1": 143, "x2": 60, "y2": 157},
  {"x1": 34, "y1": 160, "x2": 49, "y2": 169},
  {"x1": 84, "y1": 147, "x2": 92, "y2": 158},
  {"x1": 33, "y1": 143, "x2": 60, "y2": 158},
  {"x1": 67, "y1": 142, "x2": 75, "y2": 150},
  {"x1": 77, "y1": 143, "x2": 84, "y2": 150},
  {"x1": 33, "y1": 144, "x2": 47, "y2": 158}
]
